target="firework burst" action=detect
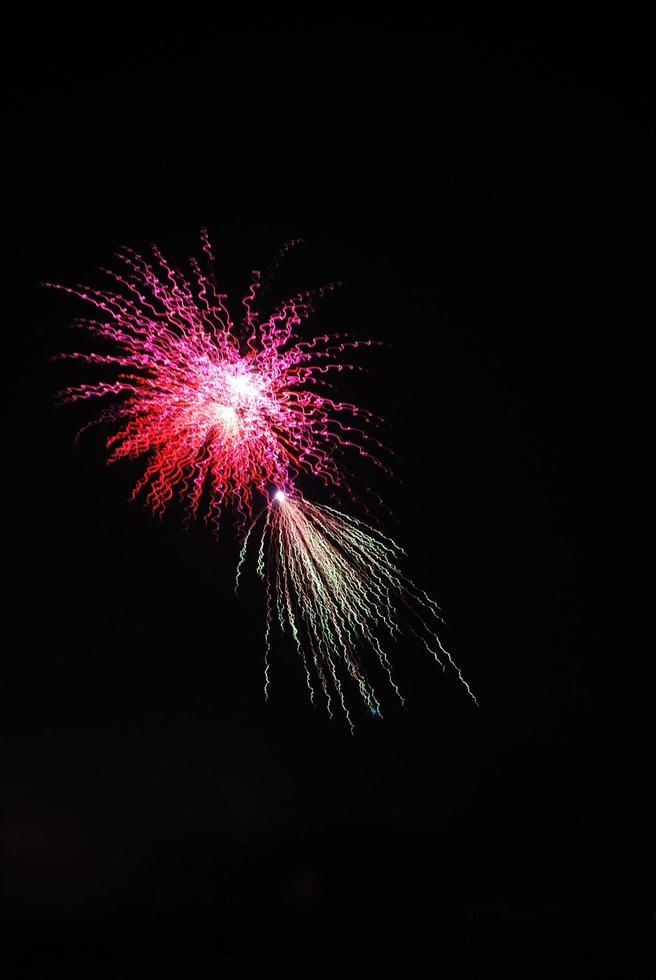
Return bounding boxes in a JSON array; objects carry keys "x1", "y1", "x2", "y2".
[
  {"x1": 50, "y1": 233, "x2": 387, "y2": 532},
  {"x1": 54, "y1": 233, "x2": 477, "y2": 726},
  {"x1": 237, "y1": 493, "x2": 477, "y2": 731}
]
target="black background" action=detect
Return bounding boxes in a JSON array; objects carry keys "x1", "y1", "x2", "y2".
[{"x1": 2, "y1": 13, "x2": 654, "y2": 977}]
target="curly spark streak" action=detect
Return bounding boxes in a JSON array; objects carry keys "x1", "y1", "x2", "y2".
[
  {"x1": 51, "y1": 234, "x2": 388, "y2": 531},
  {"x1": 237, "y1": 494, "x2": 477, "y2": 730}
]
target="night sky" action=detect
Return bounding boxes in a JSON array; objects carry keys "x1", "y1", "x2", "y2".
[{"x1": 2, "y1": 14, "x2": 654, "y2": 976}]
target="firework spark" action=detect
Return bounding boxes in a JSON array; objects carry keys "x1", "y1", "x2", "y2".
[
  {"x1": 51, "y1": 234, "x2": 387, "y2": 532},
  {"x1": 237, "y1": 493, "x2": 477, "y2": 730}
]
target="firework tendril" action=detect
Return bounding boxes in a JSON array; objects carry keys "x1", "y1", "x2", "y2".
[{"x1": 237, "y1": 493, "x2": 478, "y2": 732}]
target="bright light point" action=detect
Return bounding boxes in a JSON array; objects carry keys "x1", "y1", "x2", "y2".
[
  {"x1": 228, "y1": 372, "x2": 257, "y2": 396},
  {"x1": 211, "y1": 404, "x2": 238, "y2": 425},
  {"x1": 275, "y1": 490, "x2": 286, "y2": 502}
]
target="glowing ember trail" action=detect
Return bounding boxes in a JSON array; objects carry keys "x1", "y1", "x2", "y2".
[
  {"x1": 51, "y1": 233, "x2": 387, "y2": 532},
  {"x1": 237, "y1": 493, "x2": 478, "y2": 731}
]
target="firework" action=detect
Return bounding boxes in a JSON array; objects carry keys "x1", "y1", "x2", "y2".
[
  {"x1": 237, "y1": 493, "x2": 477, "y2": 730},
  {"x1": 51, "y1": 234, "x2": 387, "y2": 532},
  {"x1": 54, "y1": 233, "x2": 476, "y2": 726}
]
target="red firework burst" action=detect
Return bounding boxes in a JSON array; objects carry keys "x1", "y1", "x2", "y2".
[{"x1": 51, "y1": 233, "x2": 388, "y2": 531}]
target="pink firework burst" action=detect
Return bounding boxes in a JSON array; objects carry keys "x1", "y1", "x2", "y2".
[{"x1": 51, "y1": 233, "x2": 388, "y2": 532}]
